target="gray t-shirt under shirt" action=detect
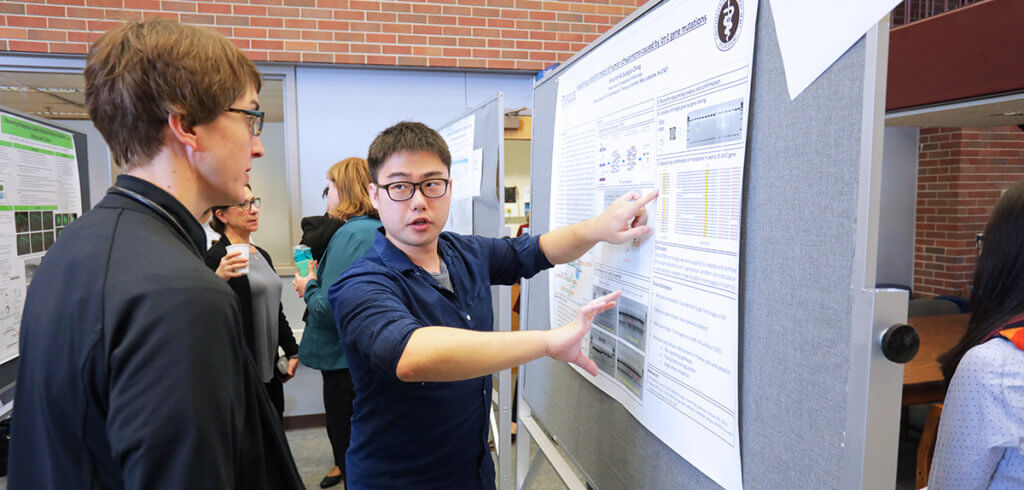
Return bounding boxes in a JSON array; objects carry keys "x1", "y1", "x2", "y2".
[
  {"x1": 247, "y1": 249, "x2": 282, "y2": 383},
  {"x1": 430, "y1": 260, "x2": 454, "y2": 293}
]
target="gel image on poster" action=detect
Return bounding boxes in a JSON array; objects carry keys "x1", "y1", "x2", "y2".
[
  {"x1": 43, "y1": 231, "x2": 54, "y2": 250},
  {"x1": 16, "y1": 234, "x2": 30, "y2": 255},
  {"x1": 29, "y1": 212, "x2": 42, "y2": 232},
  {"x1": 30, "y1": 232, "x2": 43, "y2": 253},
  {"x1": 15, "y1": 212, "x2": 28, "y2": 233},
  {"x1": 42, "y1": 211, "x2": 53, "y2": 230}
]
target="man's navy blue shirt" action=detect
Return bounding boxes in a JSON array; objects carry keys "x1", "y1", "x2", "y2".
[{"x1": 329, "y1": 229, "x2": 552, "y2": 489}]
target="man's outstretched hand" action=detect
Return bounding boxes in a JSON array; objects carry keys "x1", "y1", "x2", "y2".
[{"x1": 547, "y1": 290, "x2": 621, "y2": 376}]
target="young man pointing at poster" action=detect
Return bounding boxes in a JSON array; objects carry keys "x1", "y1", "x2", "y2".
[{"x1": 329, "y1": 121, "x2": 657, "y2": 489}]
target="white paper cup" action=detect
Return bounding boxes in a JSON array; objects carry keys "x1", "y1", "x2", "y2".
[{"x1": 225, "y1": 243, "x2": 250, "y2": 274}]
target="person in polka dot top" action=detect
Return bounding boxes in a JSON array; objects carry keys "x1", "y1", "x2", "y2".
[{"x1": 929, "y1": 180, "x2": 1024, "y2": 489}]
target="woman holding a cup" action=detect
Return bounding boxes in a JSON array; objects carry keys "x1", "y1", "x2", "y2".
[{"x1": 206, "y1": 184, "x2": 300, "y2": 419}]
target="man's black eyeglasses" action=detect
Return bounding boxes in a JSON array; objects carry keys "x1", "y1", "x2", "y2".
[
  {"x1": 238, "y1": 197, "x2": 261, "y2": 211},
  {"x1": 225, "y1": 108, "x2": 264, "y2": 137},
  {"x1": 376, "y1": 178, "x2": 450, "y2": 201}
]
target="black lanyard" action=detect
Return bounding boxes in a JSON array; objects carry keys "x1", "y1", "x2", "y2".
[{"x1": 107, "y1": 185, "x2": 202, "y2": 258}]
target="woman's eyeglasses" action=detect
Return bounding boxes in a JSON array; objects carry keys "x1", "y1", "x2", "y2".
[{"x1": 238, "y1": 197, "x2": 261, "y2": 211}]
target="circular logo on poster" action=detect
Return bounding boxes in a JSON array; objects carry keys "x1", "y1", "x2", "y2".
[{"x1": 715, "y1": 0, "x2": 743, "y2": 51}]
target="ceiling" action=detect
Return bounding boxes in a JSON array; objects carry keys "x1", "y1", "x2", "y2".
[
  {"x1": 0, "y1": 71, "x2": 285, "y2": 123},
  {"x1": 885, "y1": 90, "x2": 1024, "y2": 128}
]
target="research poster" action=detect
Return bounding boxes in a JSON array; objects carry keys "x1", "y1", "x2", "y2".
[
  {"x1": 440, "y1": 114, "x2": 477, "y2": 234},
  {"x1": 548, "y1": 0, "x2": 756, "y2": 488},
  {"x1": 0, "y1": 111, "x2": 83, "y2": 363}
]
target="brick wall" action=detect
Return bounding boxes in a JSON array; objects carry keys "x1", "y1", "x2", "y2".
[
  {"x1": 914, "y1": 125, "x2": 1024, "y2": 298},
  {"x1": 0, "y1": 0, "x2": 644, "y2": 70}
]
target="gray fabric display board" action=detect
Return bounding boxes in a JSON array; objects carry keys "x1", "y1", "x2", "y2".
[
  {"x1": 438, "y1": 94, "x2": 505, "y2": 241},
  {"x1": 522, "y1": 1, "x2": 890, "y2": 488},
  {"x1": 437, "y1": 94, "x2": 517, "y2": 486}
]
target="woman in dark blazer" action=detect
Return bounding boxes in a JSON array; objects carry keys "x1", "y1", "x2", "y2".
[{"x1": 206, "y1": 184, "x2": 299, "y2": 418}]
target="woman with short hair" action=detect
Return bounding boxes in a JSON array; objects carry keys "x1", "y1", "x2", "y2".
[{"x1": 206, "y1": 184, "x2": 299, "y2": 418}]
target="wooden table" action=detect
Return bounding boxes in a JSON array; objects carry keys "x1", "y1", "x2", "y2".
[{"x1": 902, "y1": 313, "x2": 970, "y2": 406}]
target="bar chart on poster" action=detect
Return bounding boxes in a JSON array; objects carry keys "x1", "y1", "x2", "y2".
[
  {"x1": 0, "y1": 108, "x2": 84, "y2": 364},
  {"x1": 546, "y1": 0, "x2": 756, "y2": 488}
]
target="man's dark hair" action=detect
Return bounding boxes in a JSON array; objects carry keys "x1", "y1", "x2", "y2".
[
  {"x1": 939, "y1": 180, "x2": 1024, "y2": 382},
  {"x1": 367, "y1": 121, "x2": 451, "y2": 182}
]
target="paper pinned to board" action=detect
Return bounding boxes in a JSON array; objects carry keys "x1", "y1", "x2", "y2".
[{"x1": 768, "y1": 0, "x2": 901, "y2": 100}]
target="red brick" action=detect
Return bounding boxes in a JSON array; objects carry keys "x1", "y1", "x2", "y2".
[
  {"x1": 302, "y1": 51, "x2": 334, "y2": 63},
  {"x1": 442, "y1": 46, "x2": 469, "y2": 56},
  {"x1": 26, "y1": 4, "x2": 66, "y2": 15},
  {"x1": 397, "y1": 55, "x2": 428, "y2": 66},
  {"x1": 318, "y1": 19, "x2": 350, "y2": 29},
  {"x1": 180, "y1": 13, "x2": 216, "y2": 24},
  {"x1": 383, "y1": 22, "x2": 412, "y2": 33},
  {"x1": 427, "y1": 14, "x2": 457, "y2": 24},
  {"x1": 7, "y1": 16, "x2": 47, "y2": 28},
  {"x1": 0, "y1": 4, "x2": 26, "y2": 14},
  {"x1": 487, "y1": 0, "x2": 514, "y2": 6},
  {"x1": 396, "y1": 13, "x2": 426, "y2": 23},
  {"x1": 515, "y1": 39, "x2": 541, "y2": 49},
  {"x1": 283, "y1": 0, "x2": 315, "y2": 6},
  {"x1": 161, "y1": 0, "x2": 195, "y2": 12},
  {"x1": 366, "y1": 54, "x2": 396, "y2": 64},
  {"x1": 412, "y1": 24, "x2": 441, "y2": 34},
  {"x1": 267, "y1": 6, "x2": 300, "y2": 16},
  {"x1": 268, "y1": 28, "x2": 301, "y2": 39},
  {"x1": 233, "y1": 5, "x2": 268, "y2": 15},
  {"x1": 487, "y1": 58, "x2": 515, "y2": 69},
  {"x1": 472, "y1": 6, "x2": 498, "y2": 16},
  {"x1": 47, "y1": 17, "x2": 87, "y2": 29},
  {"x1": 198, "y1": 2, "x2": 231, "y2": 14},
  {"x1": 487, "y1": 37, "x2": 513, "y2": 48},
  {"x1": 319, "y1": 41, "x2": 350, "y2": 51},
  {"x1": 412, "y1": 45, "x2": 442, "y2": 55},
  {"x1": 334, "y1": 31, "x2": 364, "y2": 41},
  {"x1": 457, "y1": 37, "x2": 485, "y2": 47},
  {"x1": 0, "y1": 27, "x2": 28, "y2": 39},
  {"x1": 228, "y1": 37, "x2": 250, "y2": 49},
  {"x1": 86, "y1": 0, "x2": 122, "y2": 7},
  {"x1": 396, "y1": 34, "x2": 426, "y2": 44},
  {"x1": 427, "y1": 56, "x2": 456, "y2": 67},
  {"x1": 515, "y1": 59, "x2": 544, "y2": 70},
  {"x1": 486, "y1": 17, "x2": 513, "y2": 27},
  {"x1": 443, "y1": 25, "x2": 472, "y2": 36},
  {"x1": 456, "y1": 57, "x2": 487, "y2": 68},
  {"x1": 216, "y1": 15, "x2": 249, "y2": 26},
  {"x1": 27, "y1": 29, "x2": 65, "y2": 41},
  {"x1": 8, "y1": 40, "x2": 49, "y2": 52},
  {"x1": 284, "y1": 40, "x2": 316, "y2": 50},
  {"x1": 252, "y1": 39, "x2": 284, "y2": 49},
  {"x1": 501, "y1": 8, "x2": 527, "y2": 19},
  {"x1": 285, "y1": 17, "x2": 316, "y2": 28},
  {"x1": 411, "y1": 3, "x2": 441, "y2": 13},
  {"x1": 472, "y1": 47, "x2": 498, "y2": 57},
  {"x1": 269, "y1": 50, "x2": 301, "y2": 61},
  {"x1": 428, "y1": 35, "x2": 457, "y2": 46},
  {"x1": 529, "y1": 30, "x2": 556, "y2": 40},
  {"x1": 252, "y1": 17, "x2": 284, "y2": 27},
  {"x1": 318, "y1": 0, "x2": 346, "y2": 7},
  {"x1": 68, "y1": 30, "x2": 102, "y2": 42},
  {"x1": 349, "y1": 0, "x2": 379, "y2": 9},
  {"x1": 365, "y1": 11, "x2": 395, "y2": 21},
  {"x1": 235, "y1": 27, "x2": 268, "y2": 38},
  {"x1": 457, "y1": 15, "x2": 485, "y2": 26},
  {"x1": 51, "y1": 41, "x2": 88, "y2": 53},
  {"x1": 334, "y1": 53, "x2": 365, "y2": 63},
  {"x1": 350, "y1": 21, "x2": 381, "y2": 31},
  {"x1": 381, "y1": 1, "x2": 410, "y2": 12},
  {"x1": 443, "y1": 4, "x2": 471, "y2": 15},
  {"x1": 302, "y1": 29, "x2": 333, "y2": 40},
  {"x1": 528, "y1": 10, "x2": 554, "y2": 20},
  {"x1": 382, "y1": 44, "x2": 411, "y2": 54},
  {"x1": 500, "y1": 28, "x2": 528, "y2": 39}
]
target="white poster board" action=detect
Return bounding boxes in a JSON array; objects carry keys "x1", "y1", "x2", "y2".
[
  {"x1": 0, "y1": 111, "x2": 83, "y2": 363},
  {"x1": 547, "y1": 1, "x2": 756, "y2": 488},
  {"x1": 440, "y1": 114, "x2": 478, "y2": 234}
]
